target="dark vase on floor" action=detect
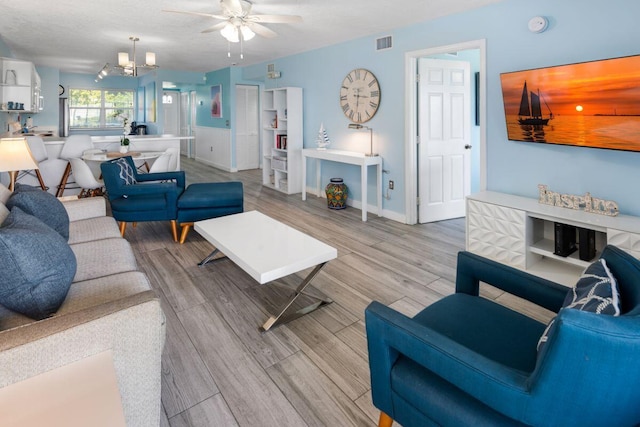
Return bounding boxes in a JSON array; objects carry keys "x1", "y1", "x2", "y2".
[{"x1": 325, "y1": 178, "x2": 348, "y2": 210}]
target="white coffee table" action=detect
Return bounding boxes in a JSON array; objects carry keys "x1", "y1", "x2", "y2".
[{"x1": 194, "y1": 211, "x2": 338, "y2": 331}]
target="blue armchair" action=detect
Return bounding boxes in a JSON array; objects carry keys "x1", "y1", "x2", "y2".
[
  {"x1": 366, "y1": 246, "x2": 640, "y2": 427},
  {"x1": 100, "y1": 156, "x2": 185, "y2": 239}
]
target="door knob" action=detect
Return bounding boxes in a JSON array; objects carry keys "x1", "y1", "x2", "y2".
[{"x1": 464, "y1": 144, "x2": 472, "y2": 149}]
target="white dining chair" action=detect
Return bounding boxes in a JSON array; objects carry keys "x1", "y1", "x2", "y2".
[
  {"x1": 166, "y1": 147, "x2": 180, "y2": 172},
  {"x1": 68, "y1": 157, "x2": 104, "y2": 198},
  {"x1": 147, "y1": 151, "x2": 172, "y2": 173},
  {"x1": 56, "y1": 134, "x2": 94, "y2": 196}
]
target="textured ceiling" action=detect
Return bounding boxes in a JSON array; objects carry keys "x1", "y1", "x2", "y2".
[{"x1": 0, "y1": 0, "x2": 503, "y2": 75}]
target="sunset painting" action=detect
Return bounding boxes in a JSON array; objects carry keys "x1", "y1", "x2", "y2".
[{"x1": 500, "y1": 54, "x2": 640, "y2": 152}]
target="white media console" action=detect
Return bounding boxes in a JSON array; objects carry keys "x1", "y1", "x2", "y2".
[{"x1": 466, "y1": 191, "x2": 640, "y2": 286}]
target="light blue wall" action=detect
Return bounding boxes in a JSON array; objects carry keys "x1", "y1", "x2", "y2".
[{"x1": 240, "y1": 0, "x2": 640, "y2": 217}]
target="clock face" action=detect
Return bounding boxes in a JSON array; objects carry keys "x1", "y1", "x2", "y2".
[{"x1": 340, "y1": 68, "x2": 380, "y2": 123}]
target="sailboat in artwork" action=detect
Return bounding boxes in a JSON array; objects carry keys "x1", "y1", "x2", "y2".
[{"x1": 518, "y1": 80, "x2": 553, "y2": 125}]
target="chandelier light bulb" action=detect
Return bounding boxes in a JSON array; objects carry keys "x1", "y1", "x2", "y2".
[{"x1": 118, "y1": 52, "x2": 129, "y2": 67}]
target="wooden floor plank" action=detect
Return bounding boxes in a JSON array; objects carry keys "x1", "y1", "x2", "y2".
[
  {"x1": 169, "y1": 394, "x2": 239, "y2": 427},
  {"x1": 178, "y1": 303, "x2": 307, "y2": 426},
  {"x1": 266, "y1": 352, "x2": 375, "y2": 427}
]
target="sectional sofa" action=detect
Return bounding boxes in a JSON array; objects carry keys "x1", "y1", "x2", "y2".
[{"x1": 0, "y1": 183, "x2": 165, "y2": 426}]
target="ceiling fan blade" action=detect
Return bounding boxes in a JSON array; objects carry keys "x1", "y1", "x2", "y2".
[
  {"x1": 247, "y1": 22, "x2": 278, "y2": 38},
  {"x1": 162, "y1": 9, "x2": 227, "y2": 20},
  {"x1": 201, "y1": 22, "x2": 228, "y2": 33},
  {"x1": 248, "y1": 14, "x2": 303, "y2": 24}
]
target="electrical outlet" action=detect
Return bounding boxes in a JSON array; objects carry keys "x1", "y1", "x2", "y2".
[{"x1": 389, "y1": 180, "x2": 394, "y2": 190}]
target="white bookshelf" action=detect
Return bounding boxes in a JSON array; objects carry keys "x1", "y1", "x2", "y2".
[{"x1": 262, "y1": 87, "x2": 302, "y2": 194}]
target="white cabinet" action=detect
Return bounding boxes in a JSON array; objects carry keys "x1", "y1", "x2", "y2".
[
  {"x1": 262, "y1": 87, "x2": 302, "y2": 194},
  {"x1": 467, "y1": 191, "x2": 640, "y2": 286},
  {"x1": 0, "y1": 57, "x2": 42, "y2": 113}
]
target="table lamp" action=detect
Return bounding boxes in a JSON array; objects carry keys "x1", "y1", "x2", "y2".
[
  {"x1": 0, "y1": 137, "x2": 39, "y2": 191},
  {"x1": 348, "y1": 123, "x2": 378, "y2": 156}
]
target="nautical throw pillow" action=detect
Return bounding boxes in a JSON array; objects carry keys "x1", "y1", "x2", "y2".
[
  {"x1": 537, "y1": 258, "x2": 620, "y2": 352},
  {"x1": 7, "y1": 183, "x2": 70, "y2": 240},
  {"x1": 113, "y1": 157, "x2": 137, "y2": 186},
  {"x1": 0, "y1": 207, "x2": 76, "y2": 320}
]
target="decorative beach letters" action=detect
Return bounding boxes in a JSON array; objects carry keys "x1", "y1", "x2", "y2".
[{"x1": 538, "y1": 184, "x2": 619, "y2": 216}]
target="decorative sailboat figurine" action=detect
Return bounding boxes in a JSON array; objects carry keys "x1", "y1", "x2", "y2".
[
  {"x1": 316, "y1": 122, "x2": 331, "y2": 150},
  {"x1": 518, "y1": 80, "x2": 553, "y2": 125}
]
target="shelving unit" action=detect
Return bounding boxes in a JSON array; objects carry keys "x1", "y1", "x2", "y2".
[
  {"x1": 262, "y1": 87, "x2": 302, "y2": 194},
  {"x1": 466, "y1": 191, "x2": 640, "y2": 286},
  {"x1": 0, "y1": 57, "x2": 42, "y2": 113}
]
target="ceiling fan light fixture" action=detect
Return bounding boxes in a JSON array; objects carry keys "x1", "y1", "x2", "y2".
[
  {"x1": 221, "y1": 23, "x2": 239, "y2": 42},
  {"x1": 240, "y1": 25, "x2": 255, "y2": 41}
]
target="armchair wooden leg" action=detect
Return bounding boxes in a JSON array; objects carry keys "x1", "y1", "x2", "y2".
[
  {"x1": 119, "y1": 222, "x2": 127, "y2": 237},
  {"x1": 378, "y1": 412, "x2": 393, "y2": 427},
  {"x1": 170, "y1": 220, "x2": 178, "y2": 242},
  {"x1": 179, "y1": 223, "x2": 193, "y2": 244}
]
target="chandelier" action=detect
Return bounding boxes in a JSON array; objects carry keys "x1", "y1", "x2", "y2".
[{"x1": 115, "y1": 36, "x2": 158, "y2": 77}]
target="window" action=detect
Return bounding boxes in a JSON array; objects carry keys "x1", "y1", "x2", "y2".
[{"x1": 69, "y1": 89, "x2": 134, "y2": 129}]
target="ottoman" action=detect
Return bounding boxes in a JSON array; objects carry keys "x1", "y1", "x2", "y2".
[{"x1": 176, "y1": 182, "x2": 243, "y2": 243}]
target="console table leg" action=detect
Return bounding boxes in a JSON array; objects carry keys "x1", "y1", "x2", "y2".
[{"x1": 261, "y1": 262, "x2": 332, "y2": 332}]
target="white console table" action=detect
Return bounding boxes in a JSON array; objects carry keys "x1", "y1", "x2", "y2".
[
  {"x1": 302, "y1": 148, "x2": 382, "y2": 221},
  {"x1": 466, "y1": 191, "x2": 640, "y2": 286}
]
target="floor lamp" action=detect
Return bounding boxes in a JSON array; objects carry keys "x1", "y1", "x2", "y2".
[{"x1": 0, "y1": 137, "x2": 39, "y2": 192}]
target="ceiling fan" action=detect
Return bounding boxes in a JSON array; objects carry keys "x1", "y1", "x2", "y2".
[{"x1": 163, "y1": 0, "x2": 302, "y2": 42}]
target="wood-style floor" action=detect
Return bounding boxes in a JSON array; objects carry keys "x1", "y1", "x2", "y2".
[{"x1": 125, "y1": 156, "x2": 552, "y2": 427}]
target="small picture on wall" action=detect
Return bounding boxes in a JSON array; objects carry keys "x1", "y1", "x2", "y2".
[{"x1": 211, "y1": 84, "x2": 222, "y2": 118}]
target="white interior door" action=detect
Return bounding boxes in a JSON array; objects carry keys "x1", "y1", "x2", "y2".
[
  {"x1": 179, "y1": 92, "x2": 190, "y2": 156},
  {"x1": 235, "y1": 85, "x2": 259, "y2": 170},
  {"x1": 418, "y1": 58, "x2": 471, "y2": 223},
  {"x1": 163, "y1": 91, "x2": 179, "y2": 135},
  {"x1": 189, "y1": 91, "x2": 197, "y2": 158}
]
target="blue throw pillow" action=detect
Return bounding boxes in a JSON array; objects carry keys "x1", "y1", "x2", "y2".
[
  {"x1": 0, "y1": 207, "x2": 76, "y2": 320},
  {"x1": 113, "y1": 157, "x2": 137, "y2": 186},
  {"x1": 7, "y1": 184, "x2": 70, "y2": 241},
  {"x1": 538, "y1": 259, "x2": 620, "y2": 352}
]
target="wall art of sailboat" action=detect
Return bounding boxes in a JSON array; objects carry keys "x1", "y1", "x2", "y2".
[{"x1": 518, "y1": 80, "x2": 553, "y2": 125}]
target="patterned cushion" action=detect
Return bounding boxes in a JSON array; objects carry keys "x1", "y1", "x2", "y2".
[
  {"x1": 113, "y1": 157, "x2": 137, "y2": 185},
  {"x1": 0, "y1": 207, "x2": 76, "y2": 320},
  {"x1": 538, "y1": 259, "x2": 620, "y2": 352},
  {"x1": 7, "y1": 184, "x2": 70, "y2": 240}
]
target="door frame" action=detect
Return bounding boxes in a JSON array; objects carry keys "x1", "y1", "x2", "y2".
[{"x1": 404, "y1": 39, "x2": 487, "y2": 224}]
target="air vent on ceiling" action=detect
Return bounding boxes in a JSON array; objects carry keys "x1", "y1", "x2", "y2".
[{"x1": 376, "y1": 35, "x2": 393, "y2": 51}]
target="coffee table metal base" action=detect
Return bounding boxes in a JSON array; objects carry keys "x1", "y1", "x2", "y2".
[{"x1": 198, "y1": 250, "x2": 333, "y2": 332}]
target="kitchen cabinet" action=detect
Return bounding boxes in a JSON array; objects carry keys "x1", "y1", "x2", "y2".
[{"x1": 0, "y1": 57, "x2": 42, "y2": 113}]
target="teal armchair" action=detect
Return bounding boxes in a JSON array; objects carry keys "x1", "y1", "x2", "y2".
[
  {"x1": 366, "y1": 246, "x2": 640, "y2": 427},
  {"x1": 101, "y1": 156, "x2": 185, "y2": 239}
]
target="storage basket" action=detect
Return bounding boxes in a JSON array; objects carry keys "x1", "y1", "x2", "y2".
[{"x1": 272, "y1": 156, "x2": 287, "y2": 171}]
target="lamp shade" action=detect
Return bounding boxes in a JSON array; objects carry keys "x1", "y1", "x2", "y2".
[
  {"x1": 145, "y1": 52, "x2": 156, "y2": 66},
  {"x1": 240, "y1": 25, "x2": 255, "y2": 41},
  {"x1": 118, "y1": 52, "x2": 129, "y2": 67},
  {"x1": 0, "y1": 138, "x2": 39, "y2": 172}
]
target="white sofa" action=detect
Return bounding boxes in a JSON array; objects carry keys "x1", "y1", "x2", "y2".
[{"x1": 0, "y1": 186, "x2": 165, "y2": 426}]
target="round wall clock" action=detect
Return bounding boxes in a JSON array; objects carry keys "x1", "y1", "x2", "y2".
[
  {"x1": 340, "y1": 68, "x2": 380, "y2": 123},
  {"x1": 58, "y1": 84, "x2": 65, "y2": 96}
]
